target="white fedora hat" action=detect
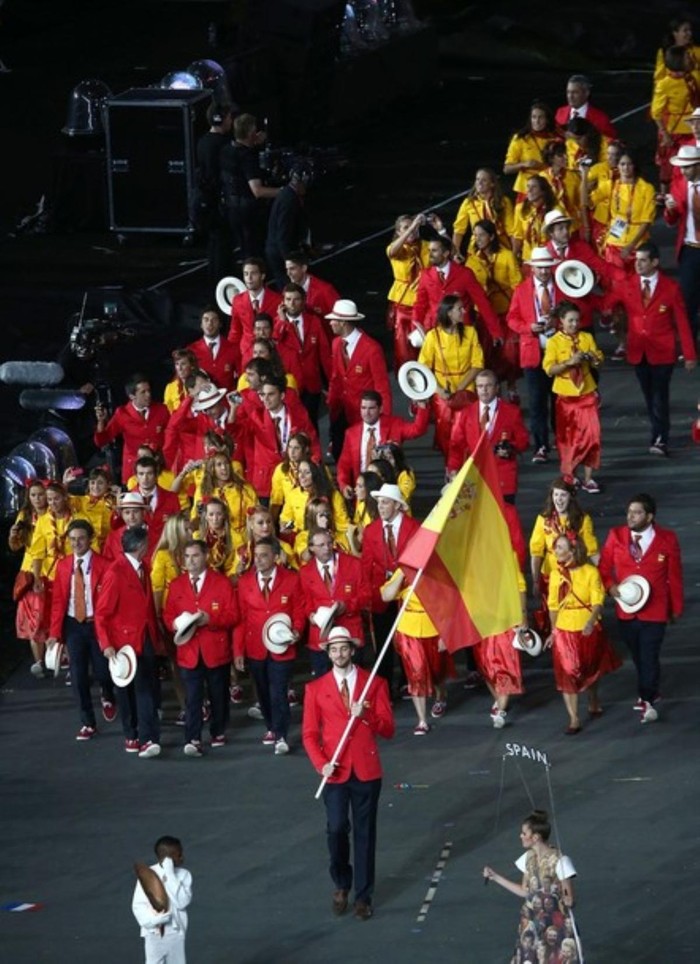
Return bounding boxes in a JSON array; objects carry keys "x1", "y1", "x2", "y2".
[
  {"x1": 512, "y1": 628, "x2": 543, "y2": 658},
  {"x1": 324, "y1": 299, "x2": 365, "y2": 322},
  {"x1": 684, "y1": 107, "x2": 700, "y2": 126},
  {"x1": 262, "y1": 613, "x2": 295, "y2": 655},
  {"x1": 670, "y1": 144, "x2": 700, "y2": 167},
  {"x1": 173, "y1": 611, "x2": 200, "y2": 646},
  {"x1": 555, "y1": 259, "x2": 595, "y2": 299},
  {"x1": 45, "y1": 641, "x2": 65, "y2": 678},
  {"x1": 118, "y1": 491, "x2": 148, "y2": 509},
  {"x1": 525, "y1": 246, "x2": 561, "y2": 268},
  {"x1": 369, "y1": 482, "x2": 408, "y2": 508},
  {"x1": 192, "y1": 384, "x2": 228, "y2": 413},
  {"x1": 407, "y1": 322, "x2": 427, "y2": 349},
  {"x1": 616, "y1": 574, "x2": 651, "y2": 615},
  {"x1": 109, "y1": 645, "x2": 137, "y2": 688},
  {"x1": 543, "y1": 209, "x2": 572, "y2": 230},
  {"x1": 397, "y1": 360, "x2": 437, "y2": 401},
  {"x1": 319, "y1": 625, "x2": 360, "y2": 650},
  {"x1": 312, "y1": 602, "x2": 340, "y2": 638},
  {"x1": 215, "y1": 275, "x2": 246, "y2": 315}
]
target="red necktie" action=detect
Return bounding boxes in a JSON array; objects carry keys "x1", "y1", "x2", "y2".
[
  {"x1": 641, "y1": 279, "x2": 651, "y2": 308},
  {"x1": 74, "y1": 559, "x2": 87, "y2": 623},
  {"x1": 322, "y1": 564, "x2": 333, "y2": 592},
  {"x1": 340, "y1": 678, "x2": 350, "y2": 712},
  {"x1": 385, "y1": 523, "x2": 396, "y2": 558},
  {"x1": 273, "y1": 416, "x2": 283, "y2": 452},
  {"x1": 630, "y1": 533, "x2": 642, "y2": 562},
  {"x1": 191, "y1": 576, "x2": 199, "y2": 597},
  {"x1": 341, "y1": 339, "x2": 350, "y2": 367},
  {"x1": 252, "y1": 296, "x2": 261, "y2": 312},
  {"x1": 480, "y1": 406, "x2": 490, "y2": 431},
  {"x1": 262, "y1": 576, "x2": 271, "y2": 601}
]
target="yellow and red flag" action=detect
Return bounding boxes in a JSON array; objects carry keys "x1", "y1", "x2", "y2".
[{"x1": 399, "y1": 431, "x2": 521, "y2": 651}]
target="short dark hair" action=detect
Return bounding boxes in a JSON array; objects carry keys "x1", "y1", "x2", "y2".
[
  {"x1": 361, "y1": 390, "x2": 382, "y2": 406},
  {"x1": 125, "y1": 373, "x2": 149, "y2": 397},
  {"x1": 184, "y1": 538, "x2": 208, "y2": 554},
  {"x1": 135, "y1": 456, "x2": 157, "y2": 472},
  {"x1": 255, "y1": 535, "x2": 281, "y2": 555},
  {"x1": 154, "y1": 835, "x2": 182, "y2": 860},
  {"x1": 636, "y1": 241, "x2": 660, "y2": 262},
  {"x1": 285, "y1": 250, "x2": 309, "y2": 266},
  {"x1": 122, "y1": 524, "x2": 149, "y2": 554},
  {"x1": 430, "y1": 235, "x2": 451, "y2": 254},
  {"x1": 241, "y1": 256, "x2": 266, "y2": 274},
  {"x1": 67, "y1": 518, "x2": 94, "y2": 539},
  {"x1": 628, "y1": 493, "x2": 656, "y2": 517},
  {"x1": 282, "y1": 282, "x2": 306, "y2": 299},
  {"x1": 261, "y1": 375, "x2": 286, "y2": 394}
]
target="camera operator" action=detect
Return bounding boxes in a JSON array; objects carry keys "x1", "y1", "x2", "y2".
[
  {"x1": 265, "y1": 162, "x2": 313, "y2": 291},
  {"x1": 220, "y1": 113, "x2": 280, "y2": 261},
  {"x1": 193, "y1": 103, "x2": 234, "y2": 294}
]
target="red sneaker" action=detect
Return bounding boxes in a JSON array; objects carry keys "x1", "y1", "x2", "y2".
[
  {"x1": 76, "y1": 725, "x2": 96, "y2": 741},
  {"x1": 125, "y1": 738, "x2": 140, "y2": 753},
  {"x1": 101, "y1": 698, "x2": 117, "y2": 723}
]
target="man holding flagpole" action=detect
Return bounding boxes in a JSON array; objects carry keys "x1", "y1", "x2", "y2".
[{"x1": 302, "y1": 627, "x2": 394, "y2": 921}]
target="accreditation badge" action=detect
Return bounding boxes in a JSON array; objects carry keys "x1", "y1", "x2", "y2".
[{"x1": 608, "y1": 217, "x2": 627, "y2": 240}]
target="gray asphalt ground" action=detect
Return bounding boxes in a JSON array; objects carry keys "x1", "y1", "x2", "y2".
[{"x1": 2, "y1": 29, "x2": 699, "y2": 964}]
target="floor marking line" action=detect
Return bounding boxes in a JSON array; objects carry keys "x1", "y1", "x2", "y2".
[{"x1": 415, "y1": 841, "x2": 453, "y2": 924}]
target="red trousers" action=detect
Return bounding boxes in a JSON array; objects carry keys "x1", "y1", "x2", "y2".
[{"x1": 555, "y1": 392, "x2": 601, "y2": 474}]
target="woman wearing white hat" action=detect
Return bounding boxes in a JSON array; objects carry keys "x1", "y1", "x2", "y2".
[{"x1": 545, "y1": 535, "x2": 621, "y2": 734}]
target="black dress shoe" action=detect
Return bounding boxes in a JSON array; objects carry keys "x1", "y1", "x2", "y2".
[
  {"x1": 353, "y1": 899, "x2": 373, "y2": 920},
  {"x1": 332, "y1": 889, "x2": 349, "y2": 916}
]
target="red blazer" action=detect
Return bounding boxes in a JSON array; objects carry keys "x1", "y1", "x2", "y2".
[
  {"x1": 304, "y1": 273, "x2": 340, "y2": 331},
  {"x1": 186, "y1": 336, "x2": 238, "y2": 391},
  {"x1": 302, "y1": 667, "x2": 394, "y2": 782},
  {"x1": 544, "y1": 237, "x2": 619, "y2": 325},
  {"x1": 327, "y1": 331, "x2": 392, "y2": 426},
  {"x1": 555, "y1": 103, "x2": 617, "y2": 139},
  {"x1": 663, "y1": 178, "x2": 698, "y2": 259},
  {"x1": 299, "y1": 551, "x2": 371, "y2": 651},
  {"x1": 361, "y1": 513, "x2": 421, "y2": 611},
  {"x1": 614, "y1": 272, "x2": 696, "y2": 365},
  {"x1": 139, "y1": 485, "x2": 181, "y2": 541},
  {"x1": 233, "y1": 565, "x2": 305, "y2": 661},
  {"x1": 162, "y1": 396, "x2": 210, "y2": 473},
  {"x1": 336, "y1": 408, "x2": 430, "y2": 492},
  {"x1": 507, "y1": 277, "x2": 571, "y2": 368},
  {"x1": 236, "y1": 394, "x2": 320, "y2": 497},
  {"x1": 163, "y1": 569, "x2": 239, "y2": 669},
  {"x1": 228, "y1": 288, "x2": 282, "y2": 371},
  {"x1": 102, "y1": 523, "x2": 159, "y2": 565},
  {"x1": 48, "y1": 551, "x2": 111, "y2": 640},
  {"x1": 412, "y1": 262, "x2": 503, "y2": 339},
  {"x1": 598, "y1": 524, "x2": 684, "y2": 622},
  {"x1": 446, "y1": 399, "x2": 529, "y2": 496},
  {"x1": 274, "y1": 312, "x2": 332, "y2": 394},
  {"x1": 94, "y1": 402, "x2": 170, "y2": 482},
  {"x1": 94, "y1": 554, "x2": 163, "y2": 655}
]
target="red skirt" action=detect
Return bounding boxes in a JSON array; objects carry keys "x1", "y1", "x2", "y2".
[
  {"x1": 552, "y1": 625, "x2": 622, "y2": 694},
  {"x1": 388, "y1": 303, "x2": 419, "y2": 374},
  {"x1": 473, "y1": 631, "x2": 524, "y2": 695},
  {"x1": 555, "y1": 393, "x2": 600, "y2": 474},
  {"x1": 15, "y1": 586, "x2": 50, "y2": 643},
  {"x1": 394, "y1": 632, "x2": 447, "y2": 697}
]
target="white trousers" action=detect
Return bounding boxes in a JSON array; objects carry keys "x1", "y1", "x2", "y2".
[{"x1": 144, "y1": 932, "x2": 187, "y2": 964}]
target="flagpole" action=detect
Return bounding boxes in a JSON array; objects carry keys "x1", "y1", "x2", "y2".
[{"x1": 313, "y1": 565, "x2": 425, "y2": 800}]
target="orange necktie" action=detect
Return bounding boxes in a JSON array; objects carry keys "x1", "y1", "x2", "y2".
[
  {"x1": 322, "y1": 564, "x2": 333, "y2": 592},
  {"x1": 262, "y1": 576, "x2": 271, "y2": 601},
  {"x1": 539, "y1": 284, "x2": 551, "y2": 317},
  {"x1": 480, "y1": 405, "x2": 490, "y2": 431},
  {"x1": 340, "y1": 678, "x2": 350, "y2": 712},
  {"x1": 74, "y1": 559, "x2": 87, "y2": 623},
  {"x1": 364, "y1": 426, "x2": 377, "y2": 468}
]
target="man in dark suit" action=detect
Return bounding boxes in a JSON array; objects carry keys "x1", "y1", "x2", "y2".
[
  {"x1": 46, "y1": 519, "x2": 116, "y2": 740},
  {"x1": 302, "y1": 627, "x2": 395, "y2": 920}
]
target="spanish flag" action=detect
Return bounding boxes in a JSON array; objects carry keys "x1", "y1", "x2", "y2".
[{"x1": 398, "y1": 431, "x2": 521, "y2": 651}]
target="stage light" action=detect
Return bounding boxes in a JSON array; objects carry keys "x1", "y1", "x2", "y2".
[
  {"x1": 62, "y1": 79, "x2": 112, "y2": 137},
  {"x1": 160, "y1": 71, "x2": 202, "y2": 91}
]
